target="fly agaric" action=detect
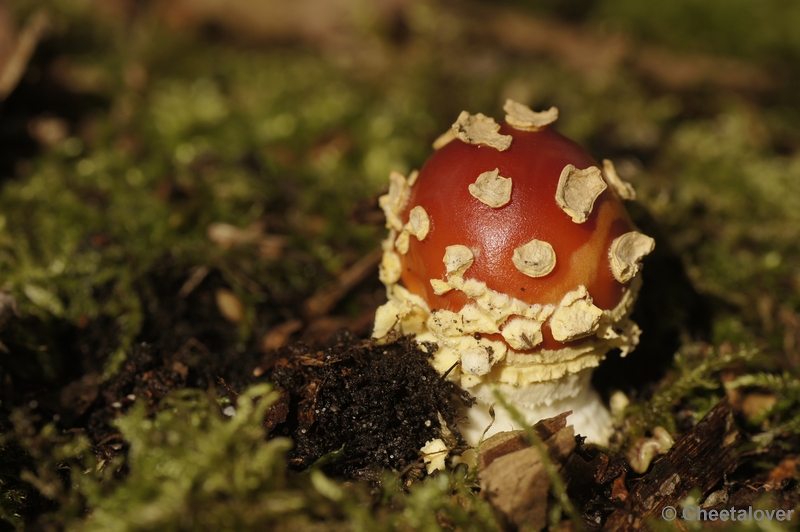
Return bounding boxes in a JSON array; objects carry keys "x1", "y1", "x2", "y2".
[{"x1": 373, "y1": 100, "x2": 654, "y2": 445}]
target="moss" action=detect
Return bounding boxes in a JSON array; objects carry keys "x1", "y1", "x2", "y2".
[
  {"x1": 726, "y1": 372, "x2": 800, "y2": 436},
  {"x1": 591, "y1": 0, "x2": 800, "y2": 62},
  {"x1": 3, "y1": 385, "x2": 499, "y2": 531},
  {"x1": 617, "y1": 345, "x2": 761, "y2": 445},
  {"x1": 78, "y1": 386, "x2": 304, "y2": 531},
  {"x1": 2, "y1": 0, "x2": 800, "y2": 528}
]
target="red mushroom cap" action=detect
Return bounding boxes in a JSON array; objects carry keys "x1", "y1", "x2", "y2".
[
  {"x1": 397, "y1": 124, "x2": 635, "y2": 351},
  {"x1": 373, "y1": 103, "x2": 655, "y2": 444}
]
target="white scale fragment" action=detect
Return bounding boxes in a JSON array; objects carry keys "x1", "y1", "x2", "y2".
[
  {"x1": 443, "y1": 245, "x2": 474, "y2": 276},
  {"x1": 407, "y1": 169, "x2": 420, "y2": 187},
  {"x1": 602, "y1": 159, "x2": 636, "y2": 200},
  {"x1": 373, "y1": 300, "x2": 402, "y2": 338},
  {"x1": 395, "y1": 230, "x2": 410, "y2": 254},
  {"x1": 461, "y1": 345, "x2": 496, "y2": 376},
  {"x1": 432, "y1": 129, "x2": 456, "y2": 150},
  {"x1": 428, "y1": 309, "x2": 463, "y2": 338},
  {"x1": 469, "y1": 168, "x2": 512, "y2": 208},
  {"x1": 408, "y1": 205, "x2": 431, "y2": 240},
  {"x1": 372, "y1": 286, "x2": 430, "y2": 339},
  {"x1": 378, "y1": 170, "x2": 410, "y2": 231},
  {"x1": 459, "y1": 304, "x2": 500, "y2": 334},
  {"x1": 421, "y1": 438, "x2": 448, "y2": 474},
  {"x1": 461, "y1": 278, "x2": 487, "y2": 299},
  {"x1": 430, "y1": 278, "x2": 452, "y2": 295},
  {"x1": 501, "y1": 317, "x2": 544, "y2": 350},
  {"x1": 503, "y1": 99, "x2": 559, "y2": 131},
  {"x1": 394, "y1": 204, "x2": 430, "y2": 256},
  {"x1": 609, "y1": 231, "x2": 656, "y2": 283},
  {"x1": 555, "y1": 164, "x2": 608, "y2": 224},
  {"x1": 379, "y1": 248, "x2": 402, "y2": 285},
  {"x1": 512, "y1": 239, "x2": 556, "y2": 278},
  {"x1": 549, "y1": 286, "x2": 603, "y2": 342},
  {"x1": 452, "y1": 111, "x2": 512, "y2": 151},
  {"x1": 627, "y1": 426, "x2": 674, "y2": 474}
]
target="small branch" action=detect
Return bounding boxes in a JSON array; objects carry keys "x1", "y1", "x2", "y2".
[
  {"x1": 481, "y1": 5, "x2": 774, "y2": 92},
  {"x1": 603, "y1": 398, "x2": 741, "y2": 530},
  {"x1": 0, "y1": 10, "x2": 50, "y2": 101},
  {"x1": 303, "y1": 247, "x2": 382, "y2": 319},
  {"x1": 489, "y1": 390, "x2": 584, "y2": 532}
]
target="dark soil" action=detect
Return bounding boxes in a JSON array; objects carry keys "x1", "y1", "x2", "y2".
[{"x1": 267, "y1": 330, "x2": 473, "y2": 478}]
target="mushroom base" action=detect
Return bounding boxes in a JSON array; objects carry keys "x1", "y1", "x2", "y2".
[
  {"x1": 460, "y1": 368, "x2": 613, "y2": 445},
  {"x1": 374, "y1": 251, "x2": 643, "y2": 448}
]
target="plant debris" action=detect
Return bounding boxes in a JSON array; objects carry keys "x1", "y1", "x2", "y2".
[
  {"x1": 2, "y1": 0, "x2": 800, "y2": 529},
  {"x1": 478, "y1": 412, "x2": 576, "y2": 531},
  {"x1": 266, "y1": 330, "x2": 473, "y2": 478},
  {"x1": 604, "y1": 398, "x2": 741, "y2": 530}
]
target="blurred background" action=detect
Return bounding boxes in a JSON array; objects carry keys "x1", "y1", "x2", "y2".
[
  {"x1": 2, "y1": 0, "x2": 800, "y2": 528},
  {"x1": 2, "y1": 0, "x2": 800, "y2": 398}
]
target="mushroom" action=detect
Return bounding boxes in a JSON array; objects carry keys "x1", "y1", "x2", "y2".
[{"x1": 373, "y1": 100, "x2": 655, "y2": 446}]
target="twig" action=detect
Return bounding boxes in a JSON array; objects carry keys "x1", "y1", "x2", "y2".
[
  {"x1": 0, "y1": 9, "x2": 50, "y2": 101},
  {"x1": 481, "y1": 5, "x2": 773, "y2": 92},
  {"x1": 303, "y1": 247, "x2": 382, "y2": 319},
  {"x1": 603, "y1": 398, "x2": 741, "y2": 530},
  {"x1": 491, "y1": 388, "x2": 585, "y2": 532}
]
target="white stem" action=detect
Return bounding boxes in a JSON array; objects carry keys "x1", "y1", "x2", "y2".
[{"x1": 458, "y1": 369, "x2": 613, "y2": 447}]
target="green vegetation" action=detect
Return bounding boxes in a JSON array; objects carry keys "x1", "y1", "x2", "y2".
[
  {"x1": 1, "y1": 0, "x2": 799, "y2": 529},
  {"x1": 621, "y1": 345, "x2": 760, "y2": 440},
  {"x1": 3, "y1": 385, "x2": 499, "y2": 531}
]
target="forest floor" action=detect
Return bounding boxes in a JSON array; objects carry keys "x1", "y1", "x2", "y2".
[{"x1": 1, "y1": 1, "x2": 799, "y2": 530}]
